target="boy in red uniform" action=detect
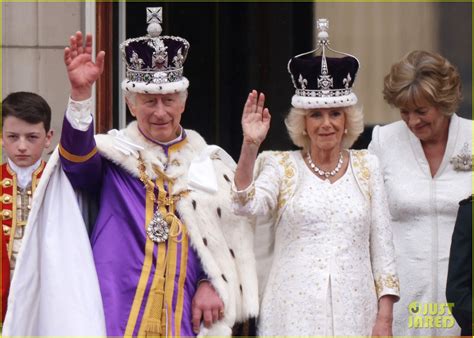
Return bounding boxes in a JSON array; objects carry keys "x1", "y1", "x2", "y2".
[{"x1": 1, "y1": 92, "x2": 53, "y2": 321}]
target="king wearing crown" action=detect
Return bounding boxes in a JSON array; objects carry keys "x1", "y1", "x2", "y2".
[{"x1": 3, "y1": 7, "x2": 258, "y2": 337}]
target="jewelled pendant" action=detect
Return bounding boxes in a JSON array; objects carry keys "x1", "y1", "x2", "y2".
[{"x1": 146, "y1": 210, "x2": 170, "y2": 243}]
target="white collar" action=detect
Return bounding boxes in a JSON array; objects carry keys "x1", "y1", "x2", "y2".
[
  {"x1": 154, "y1": 126, "x2": 184, "y2": 146},
  {"x1": 7, "y1": 158, "x2": 42, "y2": 189}
]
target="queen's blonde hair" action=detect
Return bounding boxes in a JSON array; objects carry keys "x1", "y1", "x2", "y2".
[
  {"x1": 285, "y1": 105, "x2": 364, "y2": 151},
  {"x1": 383, "y1": 50, "x2": 461, "y2": 116}
]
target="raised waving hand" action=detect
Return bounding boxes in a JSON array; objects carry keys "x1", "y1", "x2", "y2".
[
  {"x1": 241, "y1": 90, "x2": 271, "y2": 146},
  {"x1": 64, "y1": 31, "x2": 105, "y2": 101},
  {"x1": 235, "y1": 90, "x2": 271, "y2": 190}
]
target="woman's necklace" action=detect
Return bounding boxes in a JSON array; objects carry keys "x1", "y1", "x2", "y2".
[{"x1": 306, "y1": 151, "x2": 344, "y2": 178}]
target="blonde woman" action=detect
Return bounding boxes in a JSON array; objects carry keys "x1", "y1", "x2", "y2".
[{"x1": 232, "y1": 20, "x2": 400, "y2": 336}]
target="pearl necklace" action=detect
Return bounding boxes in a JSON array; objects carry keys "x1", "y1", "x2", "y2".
[{"x1": 306, "y1": 151, "x2": 344, "y2": 178}]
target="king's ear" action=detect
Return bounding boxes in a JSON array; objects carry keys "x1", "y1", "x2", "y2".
[{"x1": 125, "y1": 98, "x2": 136, "y2": 117}]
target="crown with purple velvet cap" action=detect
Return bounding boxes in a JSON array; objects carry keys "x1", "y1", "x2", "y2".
[
  {"x1": 287, "y1": 18, "x2": 360, "y2": 109},
  {"x1": 120, "y1": 7, "x2": 190, "y2": 94}
]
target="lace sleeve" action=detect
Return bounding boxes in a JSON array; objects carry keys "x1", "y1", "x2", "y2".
[
  {"x1": 368, "y1": 154, "x2": 400, "y2": 300},
  {"x1": 231, "y1": 152, "x2": 283, "y2": 218}
]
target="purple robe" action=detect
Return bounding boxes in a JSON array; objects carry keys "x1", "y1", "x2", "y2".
[{"x1": 59, "y1": 118, "x2": 203, "y2": 337}]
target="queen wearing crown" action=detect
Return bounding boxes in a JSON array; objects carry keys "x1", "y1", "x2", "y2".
[{"x1": 232, "y1": 19, "x2": 400, "y2": 336}]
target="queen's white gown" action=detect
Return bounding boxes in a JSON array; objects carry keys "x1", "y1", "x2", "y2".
[{"x1": 233, "y1": 150, "x2": 400, "y2": 336}]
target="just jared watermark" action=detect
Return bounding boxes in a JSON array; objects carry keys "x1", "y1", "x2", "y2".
[{"x1": 408, "y1": 301, "x2": 455, "y2": 329}]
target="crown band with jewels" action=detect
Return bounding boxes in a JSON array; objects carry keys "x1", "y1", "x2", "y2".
[
  {"x1": 126, "y1": 67, "x2": 184, "y2": 84},
  {"x1": 120, "y1": 7, "x2": 190, "y2": 94},
  {"x1": 295, "y1": 88, "x2": 353, "y2": 98},
  {"x1": 287, "y1": 18, "x2": 360, "y2": 109}
]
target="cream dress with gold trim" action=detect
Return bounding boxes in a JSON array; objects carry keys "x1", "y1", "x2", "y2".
[{"x1": 232, "y1": 150, "x2": 399, "y2": 336}]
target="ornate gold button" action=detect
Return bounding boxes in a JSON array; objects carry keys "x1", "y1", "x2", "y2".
[
  {"x1": 27, "y1": 190, "x2": 32, "y2": 196},
  {"x1": 2, "y1": 178, "x2": 13, "y2": 188},
  {"x1": 2, "y1": 210, "x2": 12, "y2": 220},
  {"x1": 3, "y1": 225, "x2": 10, "y2": 236},
  {"x1": 1, "y1": 194, "x2": 12, "y2": 204}
]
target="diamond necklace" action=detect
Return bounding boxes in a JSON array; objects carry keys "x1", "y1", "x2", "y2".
[{"x1": 306, "y1": 151, "x2": 344, "y2": 178}]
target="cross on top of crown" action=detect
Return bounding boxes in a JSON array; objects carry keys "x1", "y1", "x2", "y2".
[
  {"x1": 317, "y1": 18, "x2": 329, "y2": 33},
  {"x1": 147, "y1": 7, "x2": 162, "y2": 24},
  {"x1": 316, "y1": 18, "x2": 329, "y2": 45}
]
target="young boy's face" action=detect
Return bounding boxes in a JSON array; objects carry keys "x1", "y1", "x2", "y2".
[{"x1": 2, "y1": 116, "x2": 53, "y2": 168}]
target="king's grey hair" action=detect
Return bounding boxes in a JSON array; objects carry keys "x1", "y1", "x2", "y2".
[{"x1": 123, "y1": 90, "x2": 188, "y2": 106}]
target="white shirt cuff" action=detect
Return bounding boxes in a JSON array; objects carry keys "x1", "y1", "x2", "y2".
[{"x1": 66, "y1": 97, "x2": 93, "y2": 131}]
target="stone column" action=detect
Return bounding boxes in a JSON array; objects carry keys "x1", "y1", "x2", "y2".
[{"x1": 2, "y1": 2, "x2": 82, "y2": 159}]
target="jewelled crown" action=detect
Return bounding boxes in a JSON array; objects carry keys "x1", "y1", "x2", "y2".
[
  {"x1": 287, "y1": 18, "x2": 360, "y2": 109},
  {"x1": 120, "y1": 7, "x2": 190, "y2": 94}
]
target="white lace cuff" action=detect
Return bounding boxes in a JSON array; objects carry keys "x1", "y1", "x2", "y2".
[
  {"x1": 66, "y1": 97, "x2": 93, "y2": 131},
  {"x1": 231, "y1": 182, "x2": 256, "y2": 206},
  {"x1": 230, "y1": 182, "x2": 258, "y2": 217},
  {"x1": 375, "y1": 273, "x2": 400, "y2": 300}
]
